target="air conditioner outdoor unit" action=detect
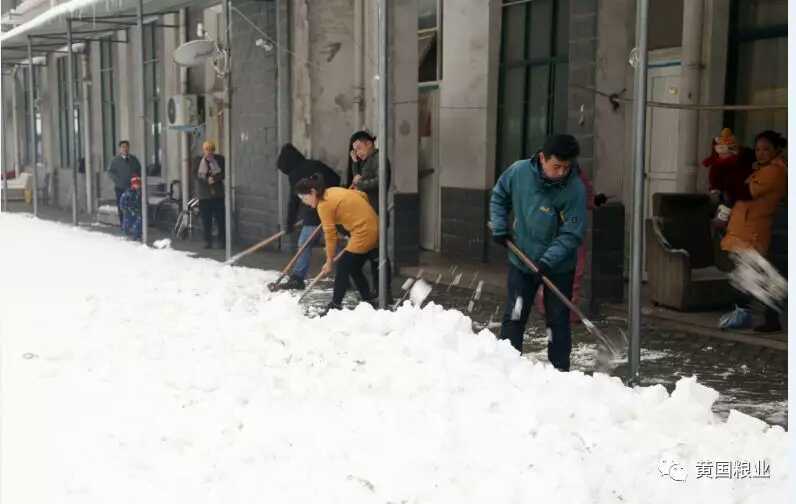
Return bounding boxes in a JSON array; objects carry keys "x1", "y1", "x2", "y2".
[{"x1": 167, "y1": 94, "x2": 199, "y2": 128}]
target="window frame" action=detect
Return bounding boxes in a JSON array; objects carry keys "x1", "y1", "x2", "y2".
[
  {"x1": 495, "y1": 0, "x2": 568, "y2": 177},
  {"x1": 418, "y1": 0, "x2": 443, "y2": 85},
  {"x1": 55, "y1": 53, "x2": 84, "y2": 169},
  {"x1": 723, "y1": 0, "x2": 787, "y2": 142}
]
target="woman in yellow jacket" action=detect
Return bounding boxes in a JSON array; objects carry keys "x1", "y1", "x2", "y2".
[
  {"x1": 295, "y1": 175, "x2": 379, "y2": 315},
  {"x1": 720, "y1": 130, "x2": 787, "y2": 332}
]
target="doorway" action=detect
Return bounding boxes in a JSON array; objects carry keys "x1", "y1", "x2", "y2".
[{"x1": 418, "y1": 86, "x2": 440, "y2": 251}]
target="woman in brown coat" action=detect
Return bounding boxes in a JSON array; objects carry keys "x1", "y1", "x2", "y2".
[{"x1": 720, "y1": 130, "x2": 787, "y2": 332}]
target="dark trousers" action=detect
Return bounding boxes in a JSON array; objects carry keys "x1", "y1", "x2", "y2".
[
  {"x1": 115, "y1": 188, "x2": 125, "y2": 226},
  {"x1": 736, "y1": 288, "x2": 781, "y2": 327},
  {"x1": 199, "y1": 198, "x2": 225, "y2": 245},
  {"x1": 501, "y1": 264, "x2": 575, "y2": 371},
  {"x1": 367, "y1": 249, "x2": 392, "y2": 297},
  {"x1": 333, "y1": 250, "x2": 373, "y2": 305}
]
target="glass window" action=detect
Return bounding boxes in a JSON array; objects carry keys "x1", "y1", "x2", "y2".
[
  {"x1": 57, "y1": 54, "x2": 84, "y2": 169},
  {"x1": 725, "y1": 0, "x2": 788, "y2": 145},
  {"x1": 418, "y1": 0, "x2": 438, "y2": 31},
  {"x1": 496, "y1": 0, "x2": 568, "y2": 175},
  {"x1": 418, "y1": 0, "x2": 442, "y2": 83},
  {"x1": 143, "y1": 21, "x2": 162, "y2": 177},
  {"x1": 528, "y1": 0, "x2": 553, "y2": 60}
]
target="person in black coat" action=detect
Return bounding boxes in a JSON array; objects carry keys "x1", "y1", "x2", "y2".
[{"x1": 275, "y1": 143, "x2": 342, "y2": 289}]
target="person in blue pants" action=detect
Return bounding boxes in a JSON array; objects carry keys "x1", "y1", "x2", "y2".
[
  {"x1": 119, "y1": 176, "x2": 143, "y2": 240},
  {"x1": 490, "y1": 134, "x2": 587, "y2": 371},
  {"x1": 274, "y1": 143, "x2": 342, "y2": 290}
]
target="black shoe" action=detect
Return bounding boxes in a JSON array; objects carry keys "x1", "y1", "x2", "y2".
[
  {"x1": 754, "y1": 320, "x2": 782, "y2": 333},
  {"x1": 318, "y1": 302, "x2": 342, "y2": 317},
  {"x1": 270, "y1": 276, "x2": 305, "y2": 291}
]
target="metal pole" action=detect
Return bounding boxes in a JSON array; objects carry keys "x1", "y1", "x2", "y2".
[
  {"x1": 81, "y1": 53, "x2": 93, "y2": 215},
  {"x1": 179, "y1": 9, "x2": 190, "y2": 213},
  {"x1": 27, "y1": 37, "x2": 39, "y2": 217},
  {"x1": 276, "y1": 0, "x2": 289, "y2": 246},
  {"x1": 11, "y1": 68, "x2": 22, "y2": 178},
  {"x1": 628, "y1": 0, "x2": 649, "y2": 385},
  {"x1": 66, "y1": 18, "x2": 78, "y2": 225},
  {"x1": 1, "y1": 169, "x2": 7, "y2": 212},
  {"x1": 377, "y1": 0, "x2": 388, "y2": 309},
  {"x1": 137, "y1": 0, "x2": 148, "y2": 245},
  {"x1": 223, "y1": 0, "x2": 233, "y2": 260}
]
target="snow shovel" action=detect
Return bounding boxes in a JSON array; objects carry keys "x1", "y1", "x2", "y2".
[
  {"x1": 506, "y1": 239, "x2": 620, "y2": 357},
  {"x1": 267, "y1": 224, "x2": 323, "y2": 291},
  {"x1": 297, "y1": 248, "x2": 347, "y2": 303},
  {"x1": 224, "y1": 220, "x2": 304, "y2": 266}
]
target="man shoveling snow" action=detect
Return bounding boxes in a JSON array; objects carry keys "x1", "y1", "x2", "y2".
[{"x1": 0, "y1": 213, "x2": 788, "y2": 504}]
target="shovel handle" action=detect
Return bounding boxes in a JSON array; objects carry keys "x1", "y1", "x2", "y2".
[
  {"x1": 297, "y1": 247, "x2": 346, "y2": 303},
  {"x1": 271, "y1": 224, "x2": 323, "y2": 286},
  {"x1": 225, "y1": 220, "x2": 304, "y2": 265},
  {"x1": 506, "y1": 239, "x2": 618, "y2": 355}
]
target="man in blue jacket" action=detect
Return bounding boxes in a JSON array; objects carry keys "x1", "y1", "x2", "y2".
[{"x1": 490, "y1": 134, "x2": 587, "y2": 371}]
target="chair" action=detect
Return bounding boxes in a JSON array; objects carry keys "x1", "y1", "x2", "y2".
[
  {"x1": 645, "y1": 193, "x2": 737, "y2": 311},
  {"x1": 5, "y1": 172, "x2": 32, "y2": 201}
]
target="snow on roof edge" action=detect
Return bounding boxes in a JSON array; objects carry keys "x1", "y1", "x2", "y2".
[{"x1": 0, "y1": 0, "x2": 104, "y2": 44}]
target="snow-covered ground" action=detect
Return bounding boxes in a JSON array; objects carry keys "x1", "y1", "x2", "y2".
[{"x1": 0, "y1": 213, "x2": 788, "y2": 503}]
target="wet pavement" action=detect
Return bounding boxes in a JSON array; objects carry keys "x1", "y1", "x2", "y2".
[{"x1": 407, "y1": 281, "x2": 789, "y2": 429}]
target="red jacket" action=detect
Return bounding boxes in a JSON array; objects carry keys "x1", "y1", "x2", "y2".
[{"x1": 702, "y1": 147, "x2": 755, "y2": 205}]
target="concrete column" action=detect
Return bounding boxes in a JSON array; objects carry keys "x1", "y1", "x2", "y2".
[
  {"x1": 438, "y1": 0, "x2": 492, "y2": 262},
  {"x1": 276, "y1": 0, "x2": 291, "y2": 240},
  {"x1": 162, "y1": 13, "x2": 180, "y2": 187},
  {"x1": 353, "y1": 0, "x2": 365, "y2": 131},
  {"x1": 290, "y1": 0, "x2": 312, "y2": 156},
  {"x1": 67, "y1": 18, "x2": 79, "y2": 225},
  {"x1": 697, "y1": 0, "x2": 730, "y2": 192},
  {"x1": 676, "y1": 0, "x2": 704, "y2": 192}
]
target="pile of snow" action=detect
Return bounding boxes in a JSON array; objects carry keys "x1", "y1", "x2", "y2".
[{"x1": 0, "y1": 214, "x2": 788, "y2": 503}]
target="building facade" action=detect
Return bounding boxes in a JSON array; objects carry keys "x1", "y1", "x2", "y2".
[{"x1": 2, "y1": 0, "x2": 787, "y2": 312}]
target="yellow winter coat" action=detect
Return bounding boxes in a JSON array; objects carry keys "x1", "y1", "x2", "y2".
[
  {"x1": 721, "y1": 157, "x2": 787, "y2": 254},
  {"x1": 316, "y1": 187, "x2": 379, "y2": 259}
]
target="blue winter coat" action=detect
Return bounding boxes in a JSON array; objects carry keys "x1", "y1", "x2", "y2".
[{"x1": 490, "y1": 154, "x2": 587, "y2": 274}]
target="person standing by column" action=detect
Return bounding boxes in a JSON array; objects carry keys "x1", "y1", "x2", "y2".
[
  {"x1": 348, "y1": 130, "x2": 392, "y2": 299},
  {"x1": 107, "y1": 140, "x2": 141, "y2": 227},
  {"x1": 196, "y1": 140, "x2": 226, "y2": 249},
  {"x1": 490, "y1": 134, "x2": 587, "y2": 371}
]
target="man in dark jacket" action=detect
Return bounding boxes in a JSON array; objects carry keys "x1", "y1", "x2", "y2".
[
  {"x1": 107, "y1": 140, "x2": 142, "y2": 226},
  {"x1": 347, "y1": 130, "x2": 392, "y2": 298},
  {"x1": 490, "y1": 134, "x2": 587, "y2": 371},
  {"x1": 275, "y1": 143, "x2": 341, "y2": 290}
]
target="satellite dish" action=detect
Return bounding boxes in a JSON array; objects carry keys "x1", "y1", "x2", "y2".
[{"x1": 173, "y1": 39, "x2": 218, "y2": 67}]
